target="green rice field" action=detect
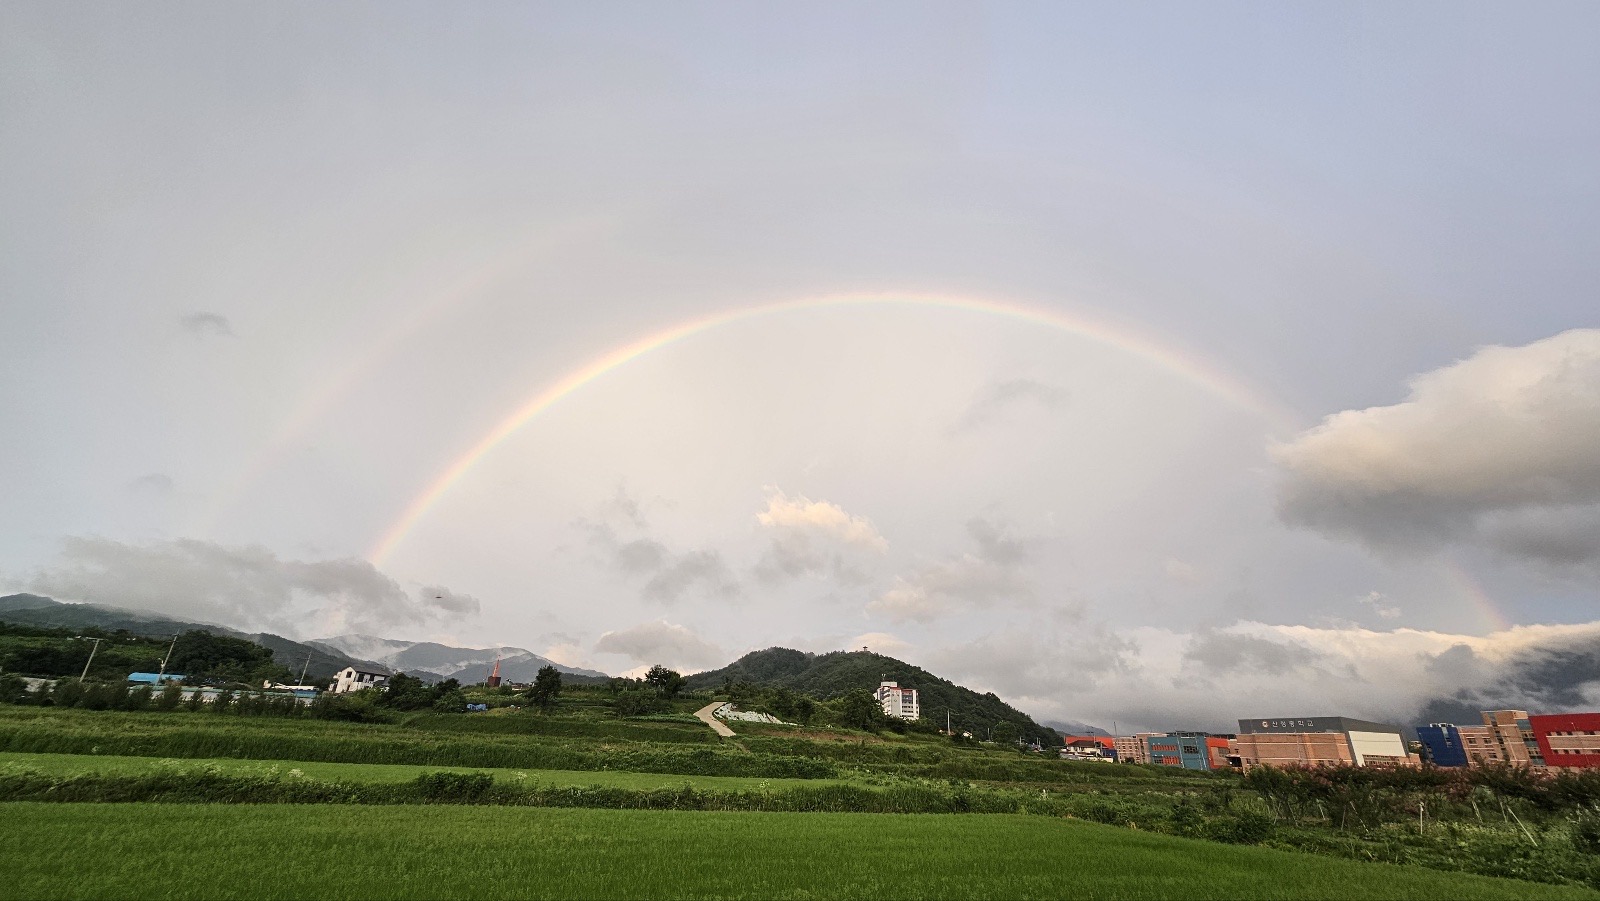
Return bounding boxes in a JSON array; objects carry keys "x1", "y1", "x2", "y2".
[
  {"x1": 0, "y1": 751, "x2": 837, "y2": 791},
  {"x1": 3, "y1": 803, "x2": 1592, "y2": 901}
]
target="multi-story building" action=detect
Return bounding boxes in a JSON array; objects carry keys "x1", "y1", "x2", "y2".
[
  {"x1": 1234, "y1": 717, "x2": 1412, "y2": 771},
  {"x1": 1417, "y1": 722, "x2": 1510, "y2": 767},
  {"x1": 1113, "y1": 733, "x2": 1163, "y2": 765},
  {"x1": 328, "y1": 666, "x2": 389, "y2": 694},
  {"x1": 1457, "y1": 724, "x2": 1506, "y2": 764},
  {"x1": 1417, "y1": 724, "x2": 1469, "y2": 767},
  {"x1": 1530, "y1": 713, "x2": 1600, "y2": 769},
  {"x1": 1146, "y1": 732, "x2": 1231, "y2": 770},
  {"x1": 873, "y1": 680, "x2": 919, "y2": 721},
  {"x1": 1483, "y1": 710, "x2": 1544, "y2": 767}
]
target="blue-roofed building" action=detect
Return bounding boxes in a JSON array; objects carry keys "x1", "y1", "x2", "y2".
[
  {"x1": 127, "y1": 672, "x2": 186, "y2": 684},
  {"x1": 1417, "y1": 724, "x2": 1470, "y2": 767}
]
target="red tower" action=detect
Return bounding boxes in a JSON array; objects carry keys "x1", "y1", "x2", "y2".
[{"x1": 486, "y1": 656, "x2": 502, "y2": 688}]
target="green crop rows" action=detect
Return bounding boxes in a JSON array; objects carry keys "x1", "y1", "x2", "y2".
[{"x1": 5, "y1": 804, "x2": 1592, "y2": 901}]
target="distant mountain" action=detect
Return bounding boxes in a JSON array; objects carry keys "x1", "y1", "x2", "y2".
[
  {"x1": 0, "y1": 594, "x2": 386, "y2": 682},
  {"x1": 1044, "y1": 719, "x2": 1108, "y2": 737},
  {"x1": 314, "y1": 634, "x2": 609, "y2": 683},
  {"x1": 685, "y1": 647, "x2": 1062, "y2": 743}
]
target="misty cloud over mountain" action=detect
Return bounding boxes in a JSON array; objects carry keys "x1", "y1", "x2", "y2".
[{"x1": 27, "y1": 537, "x2": 477, "y2": 638}]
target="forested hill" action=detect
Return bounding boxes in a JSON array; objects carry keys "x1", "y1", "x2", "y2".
[
  {"x1": 0, "y1": 594, "x2": 380, "y2": 682},
  {"x1": 685, "y1": 648, "x2": 1060, "y2": 743}
]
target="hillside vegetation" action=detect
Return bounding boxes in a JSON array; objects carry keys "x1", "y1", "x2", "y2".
[{"x1": 687, "y1": 647, "x2": 1059, "y2": 742}]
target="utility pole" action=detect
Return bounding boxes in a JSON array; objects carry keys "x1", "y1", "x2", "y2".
[
  {"x1": 297, "y1": 652, "x2": 312, "y2": 686},
  {"x1": 75, "y1": 636, "x2": 105, "y2": 683},
  {"x1": 157, "y1": 634, "x2": 179, "y2": 679}
]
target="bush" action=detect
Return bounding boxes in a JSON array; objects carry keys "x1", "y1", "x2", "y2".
[
  {"x1": 1573, "y1": 812, "x2": 1600, "y2": 855},
  {"x1": 1205, "y1": 812, "x2": 1275, "y2": 844},
  {"x1": 415, "y1": 772, "x2": 493, "y2": 803},
  {"x1": 125, "y1": 686, "x2": 153, "y2": 711},
  {"x1": 0, "y1": 673, "x2": 27, "y2": 705},
  {"x1": 155, "y1": 683, "x2": 183, "y2": 711},
  {"x1": 614, "y1": 690, "x2": 671, "y2": 717},
  {"x1": 1169, "y1": 799, "x2": 1203, "y2": 836}
]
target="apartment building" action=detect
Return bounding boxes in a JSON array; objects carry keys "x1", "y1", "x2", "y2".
[{"x1": 873, "y1": 680, "x2": 920, "y2": 721}]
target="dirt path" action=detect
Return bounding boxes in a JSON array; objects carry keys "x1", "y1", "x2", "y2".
[{"x1": 694, "y1": 702, "x2": 736, "y2": 738}]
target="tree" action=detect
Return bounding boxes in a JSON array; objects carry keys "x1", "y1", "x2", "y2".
[
  {"x1": 380, "y1": 672, "x2": 436, "y2": 711},
  {"x1": 644, "y1": 665, "x2": 685, "y2": 698},
  {"x1": 991, "y1": 721, "x2": 1020, "y2": 746},
  {"x1": 526, "y1": 665, "x2": 562, "y2": 712},
  {"x1": 0, "y1": 672, "x2": 26, "y2": 704},
  {"x1": 838, "y1": 689, "x2": 886, "y2": 732},
  {"x1": 156, "y1": 681, "x2": 183, "y2": 711}
]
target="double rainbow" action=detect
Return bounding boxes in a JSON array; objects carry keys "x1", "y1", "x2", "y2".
[{"x1": 365, "y1": 291, "x2": 1299, "y2": 566}]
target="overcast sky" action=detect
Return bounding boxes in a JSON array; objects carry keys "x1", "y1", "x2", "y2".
[{"x1": 4, "y1": 3, "x2": 1598, "y2": 732}]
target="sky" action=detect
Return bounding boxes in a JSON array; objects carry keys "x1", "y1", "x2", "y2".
[{"x1": 3, "y1": 2, "x2": 1599, "y2": 733}]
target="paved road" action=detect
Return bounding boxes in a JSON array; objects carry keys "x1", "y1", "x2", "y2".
[{"x1": 694, "y1": 702, "x2": 736, "y2": 738}]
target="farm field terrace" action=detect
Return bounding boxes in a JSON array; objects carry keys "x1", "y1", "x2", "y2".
[
  {"x1": 0, "y1": 750, "x2": 840, "y2": 791},
  {"x1": 4, "y1": 803, "x2": 1592, "y2": 901}
]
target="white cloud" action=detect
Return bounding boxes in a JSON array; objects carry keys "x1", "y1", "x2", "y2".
[
  {"x1": 754, "y1": 487, "x2": 887, "y2": 582},
  {"x1": 868, "y1": 517, "x2": 1032, "y2": 622},
  {"x1": 848, "y1": 631, "x2": 912, "y2": 657},
  {"x1": 594, "y1": 620, "x2": 725, "y2": 672},
  {"x1": 1275, "y1": 329, "x2": 1600, "y2": 572},
  {"x1": 1356, "y1": 590, "x2": 1402, "y2": 620},
  {"x1": 934, "y1": 617, "x2": 1600, "y2": 734},
  {"x1": 579, "y1": 496, "x2": 739, "y2": 603},
  {"x1": 28, "y1": 536, "x2": 474, "y2": 637}
]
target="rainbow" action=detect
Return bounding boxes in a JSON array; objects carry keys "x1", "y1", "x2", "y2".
[
  {"x1": 187, "y1": 212, "x2": 621, "y2": 538},
  {"x1": 1437, "y1": 556, "x2": 1513, "y2": 633},
  {"x1": 366, "y1": 291, "x2": 1303, "y2": 566}
]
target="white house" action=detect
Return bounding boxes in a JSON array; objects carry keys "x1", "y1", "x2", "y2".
[
  {"x1": 328, "y1": 666, "x2": 389, "y2": 694},
  {"x1": 874, "y1": 680, "x2": 920, "y2": 721}
]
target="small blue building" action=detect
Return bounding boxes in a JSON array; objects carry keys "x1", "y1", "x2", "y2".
[{"x1": 1417, "y1": 724, "x2": 1469, "y2": 767}]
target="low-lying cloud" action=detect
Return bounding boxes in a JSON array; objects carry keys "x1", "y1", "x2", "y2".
[
  {"x1": 594, "y1": 620, "x2": 725, "y2": 672},
  {"x1": 580, "y1": 515, "x2": 739, "y2": 604},
  {"x1": 754, "y1": 488, "x2": 887, "y2": 583},
  {"x1": 928, "y1": 618, "x2": 1600, "y2": 734},
  {"x1": 1274, "y1": 329, "x2": 1600, "y2": 573},
  {"x1": 27, "y1": 536, "x2": 475, "y2": 637},
  {"x1": 869, "y1": 517, "x2": 1033, "y2": 622}
]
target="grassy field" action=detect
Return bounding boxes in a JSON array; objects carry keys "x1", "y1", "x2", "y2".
[
  {"x1": 3, "y1": 803, "x2": 1592, "y2": 901},
  {"x1": 0, "y1": 707, "x2": 836, "y2": 778},
  {"x1": 0, "y1": 750, "x2": 839, "y2": 791}
]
